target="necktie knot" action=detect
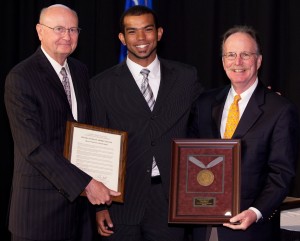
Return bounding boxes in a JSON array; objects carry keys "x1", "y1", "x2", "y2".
[
  {"x1": 60, "y1": 67, "x2": 67, "y2": 77},
  {"x1": 141, "y1": 69, "x2": 150, "y2": 90},
  {"x1": 233, "y1": 94, "x2": 241, "y2": 103},
  {"x1": 140, "y1": 68, "x2": 150, "y2": 78}
]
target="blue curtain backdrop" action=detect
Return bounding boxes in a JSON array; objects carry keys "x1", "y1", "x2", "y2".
[{"x1": 119, "y1": 0, "x2": 153, "y2": 62}]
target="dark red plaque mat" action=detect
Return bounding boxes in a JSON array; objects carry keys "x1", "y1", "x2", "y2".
[{"x1": 169, "y1": 139, "x2": 241, "y2": 224}]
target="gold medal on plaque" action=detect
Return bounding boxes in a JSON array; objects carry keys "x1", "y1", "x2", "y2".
[
  {"x1": 189, "y1": 156, "x2": 223, "y2": 187},
  {"x1": 197, "y1": 169, "x2": 215, "y2": 186}
]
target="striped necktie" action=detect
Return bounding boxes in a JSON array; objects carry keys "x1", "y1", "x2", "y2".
[
  {"x1": 140, "y1": 69, "x2": 155, "y2": 111},
  {"x1": 60, "y1": 67, "x2": 72, "y2": 109}
]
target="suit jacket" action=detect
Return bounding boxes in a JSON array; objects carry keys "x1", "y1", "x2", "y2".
[
  {"x1": 188, "y1": 81, "x2": 299, "y2": 241},
  {"x1": 90, "y1": 58, "x2": 202, "y2": 224},
  {"x1": 4, "y1": 47, "x2": 93, "y2": 240}
]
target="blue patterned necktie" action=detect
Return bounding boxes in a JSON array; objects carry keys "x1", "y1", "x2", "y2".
[
  {"x1": 60, "y1": 67, "x2": 72, "y2": 109},
  {"x1": 140, "y1": 69, "x2": 155, "y2": 111}
]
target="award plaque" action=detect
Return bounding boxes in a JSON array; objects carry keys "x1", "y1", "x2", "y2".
[
  {"x1": 169, "y1": 139, "x2": 241, "y2": 224},
  {"x1": 64, "y1": 121, "x2": 128, "y2": 203}
]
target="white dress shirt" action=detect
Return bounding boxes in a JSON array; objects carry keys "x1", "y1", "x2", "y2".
[{"x1": 41, "y1": 46, "x2": 78, "y2": 120}]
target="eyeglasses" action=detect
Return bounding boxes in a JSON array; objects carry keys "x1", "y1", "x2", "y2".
[
  {"x1": 223, "y1": 52, "x2": 258, "y2": 60},
  {"x1": 40, "y1": 23, "x2": 81, "y2": 35}
]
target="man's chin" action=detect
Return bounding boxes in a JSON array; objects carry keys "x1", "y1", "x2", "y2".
[{"x1": 133, "y1": 52, "x2": 151, "y2": 59}]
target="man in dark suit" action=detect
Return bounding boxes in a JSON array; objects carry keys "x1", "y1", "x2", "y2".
[
  {"x1": 4, "y1": 4, "x2": 119, "y2": 241},
  {"x1": 90, "y1": 5, "x2": 202, "y2": 241},
  {"x1": 189, "y1": 26, "x2": 299, "y2": 241}
]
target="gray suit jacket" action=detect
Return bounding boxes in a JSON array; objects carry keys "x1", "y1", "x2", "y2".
[{"x1": 5, "y1": 47, "x2": 93, "y2": 240}]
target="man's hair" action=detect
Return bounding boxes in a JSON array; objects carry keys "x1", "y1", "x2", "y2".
[
  {"x1": 119, "y1": 5, "x2": 160, "y2": 34},
  {"x1": 221, "y1": 25, "x2": 262, "y2": 55}
]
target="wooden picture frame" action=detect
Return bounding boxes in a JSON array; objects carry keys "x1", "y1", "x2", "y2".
[
  {"x1": 64, "y1": 121, "x2": 127, "y2": 203},
  {"x1": 169, "y1": 139, "x2": 241, "y2": 224}
]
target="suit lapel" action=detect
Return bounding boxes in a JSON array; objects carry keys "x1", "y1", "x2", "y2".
[
  {"x1": 36, "y1": 48, "x2": 74, "y2": 119},
  {"x1": 212, "y1": 83, "x2": 265, "y2": 139},
  {"x1": 113, "y1": 61, "x2": 180, "y2": 114},
  {"x1": 36, "y1": 48, "x2": 73, "y2": 107},
  {"x1": 212, "y1": 86, "x2": 230, "y2": 138},
  {"x1": 113, "y1": 62, "x2": 152, "y2": 112},
  {"x1": 68, "y1": 59, "x2": 87, "y2": 121},
  {"x1": 233, "y1": 82, "x2": 264, "y2": 139},
  {"x1": 153, "y1": 60, "x2": 177, "y2": 113}
]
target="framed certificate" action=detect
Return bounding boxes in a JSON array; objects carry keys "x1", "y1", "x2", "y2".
[
  {"x1": 169, "y1": 139, "x2": 241, "y2": 224},
  {"x1": 64, "y1": 121, "x2": 127, "y2": 203}
]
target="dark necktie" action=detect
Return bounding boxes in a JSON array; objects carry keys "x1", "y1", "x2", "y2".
[
  {"x1": 60, "y1": 67, "x2": 72, "y2": 109},
  {"x1": 140, "y1": 69, "x2": 155, "y2": 111}
]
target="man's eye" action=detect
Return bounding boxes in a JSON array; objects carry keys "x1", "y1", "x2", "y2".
[
  {"x1": 242, "y1": 53, "x2": 250, "y2": 58},
  {"x1": 70, "y1": 28, "x2": 77, "y2": 33},
  {"x1": 56, "y1": 27, "x2": 64, "y2": 32},
  {"x1": 145, "y1": 28, "x2": 153, "y2": 32}
]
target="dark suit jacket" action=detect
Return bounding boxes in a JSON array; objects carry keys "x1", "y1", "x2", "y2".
[
  {"x1": 188, "y1": 81, "x2": 299, "y2": 241},
  {"x1": 4, "y1": 47, "x2": 93, "y2": 240},
  {"x1": 90, "y1": 59, "x2": 202, "y2": 224}
]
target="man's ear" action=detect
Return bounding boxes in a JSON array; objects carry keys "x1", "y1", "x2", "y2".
[{"x1": 118, "y1": 33, "x2": 126, "y2": 46}]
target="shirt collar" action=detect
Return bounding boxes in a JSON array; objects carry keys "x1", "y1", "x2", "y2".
[
  {"x1": 230, "y1": 78, "x2": 258, "y2": 100},
  {"x1": 41, "y1": 46, "x2": 69, "y2": 76},
  {"x1": 126, "y1": 56, "x2": 160, "y2": 80}
]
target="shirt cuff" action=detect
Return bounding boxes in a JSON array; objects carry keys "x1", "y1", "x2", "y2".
[{"x1": 249, "y1": 207, "x2": 262, "y2": 222}]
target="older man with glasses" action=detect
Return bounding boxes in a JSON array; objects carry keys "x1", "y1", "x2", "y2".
[
  {"x1": 189, "y1": 25, "x2": 299, "y2": 241},
  {"x1": 4, "y1": 4, "x2": 119, "y2": 241}
]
